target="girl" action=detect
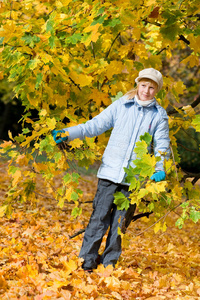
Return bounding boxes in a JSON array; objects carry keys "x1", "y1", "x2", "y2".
[{"x1": 52, "y1": 68, "x2": 170, "y2": 271}]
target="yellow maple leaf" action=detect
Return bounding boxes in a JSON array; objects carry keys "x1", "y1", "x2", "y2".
[
  {"x1": 104, "y1": 276, "x2": 121, "y2": 291},
  {"x1": 122, "y1": 233, "x2": 130, "y2": 249},
  {"x1": 62, "y1": 53, "x2": 70, "y2": 65},
  {"x1": 111, "y1": 291, "x2": 123, "y2": 300},
  {"x1": 61, "y1": 258, "x2": 77, "y2": 275},
  {"x1": 172, "y1": 81, "x2": 186, "y2": 96},
  {"x1": 39, "y1": 109, "x2": 47, "y2": 117},
  {"x1": 154, "y1": 221, "x2": 167, "y2": 234},
  {"x1": 69, "y1": 71, "x2": 93, "y2": 87},
  {"x1": 22, "y1": 226, "x2": 39, "y2": 238},
  {"x1": 171, "y1": 185, "x2": 183, "y2": 201},
  {"x1": 57, "y1": 156, "x2": 69, "y2": 170},
  {"x1": 41, "y1": 53, "x2": 53, "y2": 64},
  {"x1": 188, "y1": 34, "x2": 200, "y2": 54},
  {"x1": 46, "y1": 117, "x2": 56, "y2": 130},
  {"x1": 54, "y1": 94, "x2": 67, "y2": 107},
  {"x1": 146, "y1": 0, "x2": 157, "y2": 5},
  {"x1": 95, "y1": 264, "x2": 113, "y2": 277},
  {"x1": 137, "y1": 188, "x2": 149, "y2": 199},
  {"x1": 106, "y1": 61, "x2": 123, "y2": 80},
  {"x1": 81, "y1": 282, "x2": 98, "y2": 295},
  {"x1": 181, "y1": 54, "x2": 199, "y2": 68},
  {"x1": 33, "y1": 162, "x2": 48, "y2": 173},
  {"x1": 69, "y1": 138, "x2": 83, "y2": 149},
  {"x1": 90, "y1": 88, "x2": 111, "y2": 106},
  {"x1": 12, "y1": 169, "x2": 21, "y2": 186},
  {"x1": 0, "y1": 274, "x2": 8, "y2": 291},
  {"x1": 133, "y1": 43, "x2": 148, "y2": 59},
  {"x1": 60, "y1": 0, "x2": 73, "y2": 5},
  {"x1": 85, "y1": 137, "x2": 96, "y2": 150},
  {"x1": 144, "y1": 55, "x2": 162, "y2": 69},
  {"x1": 182, "y1": 105, "x2": 195, "y2": 117},
  {"x1": 16, "y1": 154, "x2": 29, "y2": 166},
  {"x1": 0, "y1": 205, "x2": 8, "y2": 218},
  {"x1": 0, "y1": 21, "x2": 16, "y2": 42},
  {"x1": 0, "y1": 71, "x2": 4, "y2": 80},
  {"x1": 145, "y1": 181, "x2": 167, "y2": 194},
  {"x1": 130, "y1": 192, "x2": 142, "y2": 206},
  {"x1": 65, "y1": 186, "x2": 73, "y2": 201},
  {"x1": 131, "y1": 27, "x2": 141, "y2": 40},
  {"x1": 0, "y1": 140, "x2": 13, "y2": 149},
  {"x1": 83, "y1": 23, "x2": 101, "y2": 46}
]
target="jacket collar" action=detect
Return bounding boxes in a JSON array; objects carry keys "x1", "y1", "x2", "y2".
[{"x1": 122, "y1": 95, "x2": 158, "y2": 108}]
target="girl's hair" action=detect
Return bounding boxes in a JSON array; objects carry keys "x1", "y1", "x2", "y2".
[{"x1": 125, "y1": 78, "x2": 158, "y2": 100}]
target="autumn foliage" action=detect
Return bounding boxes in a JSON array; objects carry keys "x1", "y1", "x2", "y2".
[{"x1": 0, "y1": 0, "x2": 200, "y2": 297}]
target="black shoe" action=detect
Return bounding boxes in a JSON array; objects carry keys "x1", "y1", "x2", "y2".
[{"x1": 82, "y1": 262, "x2": 95, "y2": 272}]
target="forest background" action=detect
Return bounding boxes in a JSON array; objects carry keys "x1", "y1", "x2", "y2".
[{"x1": 0, "y1": 0, "x2": 200, "y2": 299}]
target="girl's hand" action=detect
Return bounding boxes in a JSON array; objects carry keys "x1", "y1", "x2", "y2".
[
  {"x1": 52, "y1": 130, "x2": 68, "y2": 144},
  {"x1": 150, "y1": 171, "x2": 166, "y2": 182}
]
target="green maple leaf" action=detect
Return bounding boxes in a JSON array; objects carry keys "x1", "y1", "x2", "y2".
[
  {"x1": 192, "y1": 115, "x2": 200, "y2": 132},
  {"x1": 190, "y1": 208, "x2": 200, "y2": 223},
  {"x1": 140, "y1": 132, "x2": 152, "y2": 146},
  {"x1": 134, "y1": 140, "x2": 148, "y2": 157},
  {"x1": 134, "y1": 154, "x2": 156, "y2": 177},
  {"x1": 114, "y1": 192, "x2": 130, "y2": 210}
]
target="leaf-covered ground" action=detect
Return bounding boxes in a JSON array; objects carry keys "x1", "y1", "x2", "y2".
[{"x1": 0, "y1": 163, "x2": 200, "y2": 300}]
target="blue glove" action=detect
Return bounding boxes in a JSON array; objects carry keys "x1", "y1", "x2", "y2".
[
  {"x1": 150, "y1": 171, "x2": 166, "y2": 182},
  {"x1": 52, "y1": 129, "x2": 68, "y2": 144}
]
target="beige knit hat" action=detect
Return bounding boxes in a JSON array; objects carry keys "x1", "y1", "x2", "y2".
[{"x1": 135, "y1": 68, "x2": 163, "y2": 91}]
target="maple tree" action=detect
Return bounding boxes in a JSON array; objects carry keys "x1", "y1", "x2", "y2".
[{"x1": 0, "y1": 0, "x2": 200, "y2": 233}]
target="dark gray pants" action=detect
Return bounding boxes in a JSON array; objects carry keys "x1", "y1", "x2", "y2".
[{"x1": 79, "y1": 179, "x2": 134, "y2": 269}]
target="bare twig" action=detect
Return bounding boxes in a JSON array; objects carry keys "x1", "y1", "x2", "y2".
[
  {"x1": 91, "y1": 41, "x2": 95, "y2": 59},
  {"x1": 170, "y1": 144, "x2": 179, "y2": 181},
  {"x1": 69, "y1": 77, "x2": 82, "y2": 91},
  {"x1": 177, "y1": 142, "x2": 200, "y2": 154},
  {"x1": 156, "y1": 47, "x2": 167, "y2": 55},
  {"x1": 105, "y1": 33, "x2": 121, "y2": 59},
  {"x1": 132, "y1": 200, "x2": 186, "y2": 239},
  {"x1": 10, "y1": 1, "x2": 13, "y2": 20},
  {"x1": 33, "y1": 191, "x2": 57, "y2": 201},
  {"x1": 69, "y1": 229, "x2": 86, "y2": 239}
]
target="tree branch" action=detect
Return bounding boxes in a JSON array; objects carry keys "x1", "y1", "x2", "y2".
[
  {"x1": 144, "y1": 20, "x2": 190, "y2": 46},
  {"x1": 179, "y1": 34, "x2": 190, "y2": 45},
  {"x1": 167, "y1": 94, "x2": 200, "y2": 115},
  {"x1": 105, "y1": 33, "x2": 121, "y2": 59},
  {"x1": 177, "y1": 142, "x2": 200, "y2": 154},
  {"x1": 91, "y1": 41, "x2": 96, "y2": 59},
  {"x1": 170, "y1": 144, "x2": 179, "y2": 181},
  {"x1": 69, "y1": 77, "x2": 82, "y2": 91},
  {"x1": 10, "y1": 1, "x2": 13, "y2": 20}
]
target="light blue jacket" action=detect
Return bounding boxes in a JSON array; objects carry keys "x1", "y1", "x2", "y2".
[{"x1": 64, "y1": 95, "x2": 170, "y2": 184}]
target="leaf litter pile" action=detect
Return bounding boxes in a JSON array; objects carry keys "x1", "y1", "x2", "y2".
[{"x1": 0, "y1": 163, "x2": 200, "y2": 300}]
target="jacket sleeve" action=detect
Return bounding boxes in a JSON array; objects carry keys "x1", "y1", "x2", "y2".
[
  {"x1": 63, "y1": 100, "x2": 118, "y2": 141},
  {"x1": 153, "y1": 116, "x2": 170, "y2": 172}
]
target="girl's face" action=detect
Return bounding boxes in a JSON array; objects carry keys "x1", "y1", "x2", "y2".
[{"x1": 137, "y1": 79, "x2": 158, "y2": 101}]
